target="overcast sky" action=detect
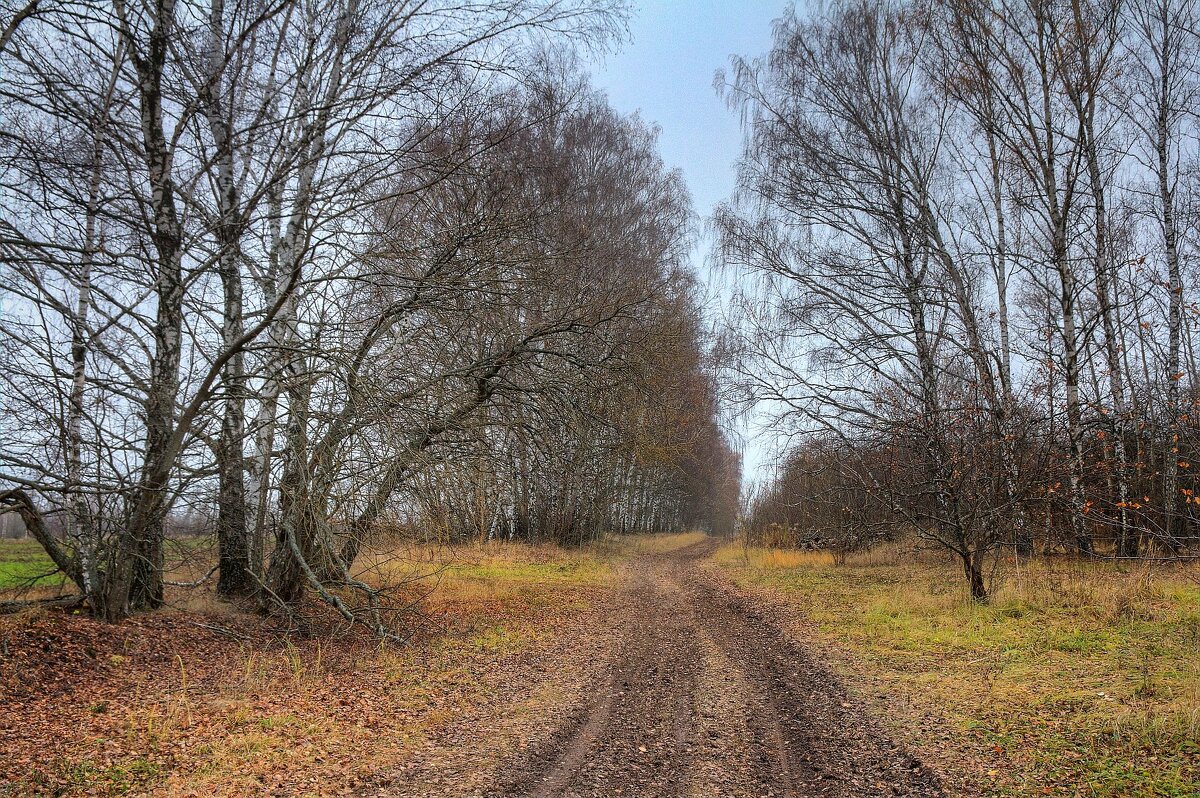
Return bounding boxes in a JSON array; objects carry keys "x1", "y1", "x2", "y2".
[{"x1": 590, "y1": 1, "x2": 790, "y2": 483}]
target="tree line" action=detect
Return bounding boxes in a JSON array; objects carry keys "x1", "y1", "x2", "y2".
[
  {"x1": 719, "y1": 0, "x2": 1200, "y2": 599},
  {"x1": 0, "y1": 0, "x2": 740, "y2": 630}
]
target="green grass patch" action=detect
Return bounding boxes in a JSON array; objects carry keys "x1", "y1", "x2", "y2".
[
  {"x1": 24, "y1": 756, "x2": 163, "y2": 795},
  {"x1": 444, "y1": 558, "x2": 609, "y2": 586},
  {"x1": 0, "y1": 536, "x2": 215, "y2": 593},
  {"x1": 0, "y1": 538, "x2": 64, "y2": 589}
]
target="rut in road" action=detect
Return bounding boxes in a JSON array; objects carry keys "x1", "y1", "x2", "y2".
[{"x1": 495, "y1": 540, "x2": 943, "y2": 798}]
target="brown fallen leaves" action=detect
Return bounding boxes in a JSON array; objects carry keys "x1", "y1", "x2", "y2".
[{"x1": 0, "y1": 574, "x2": 612, "y2": 797}]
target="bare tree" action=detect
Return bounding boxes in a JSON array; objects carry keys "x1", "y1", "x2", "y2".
[
  {"x1": 1120, "y1": 0, "x2": 1200, "y2": 553},
  {"x1": 724, "y1": 0, "x2": 1200, "y2": 590},
  {"x1": 3, "y1": 0, "x2": 742, "y2": 635}
]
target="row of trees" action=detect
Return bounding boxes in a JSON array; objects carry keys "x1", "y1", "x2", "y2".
[
  {"x1": 0, "y1": 0, "x2": 739, "y2": 629},
  {"x1": 721, "y1": 0, "x2": 1200, "y2": 599}
]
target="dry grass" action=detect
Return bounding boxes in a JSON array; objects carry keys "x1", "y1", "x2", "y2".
[
  {"x1": 354, "y1": 538, "x2": 615, "y2": 610},
  {"x1": 1, "y1": 537, "x2": 620, "y2": 797},
  {"x1": 145, "y1": 629, "x2": 535, "y2": 796},
  {"x1": 719, "y1": 545, "x2": 836, "y2": 569},
  {"x1": 714, "y1": 541, "x2": 1200, "y2": 797},
  {"x1": 596, "y1": 530, "x2": 710, "y2": 556}
]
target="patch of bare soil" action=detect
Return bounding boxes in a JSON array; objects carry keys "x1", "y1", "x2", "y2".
[
  {"x1": 681, "y1": 548, "x2": 943, "y2": 797},
  {"x1": 492, "y1": 558, "x2": 703, "y2": 798},
  {"x1": 388, "y1": 539, "x2": 945, "y2": 798}
]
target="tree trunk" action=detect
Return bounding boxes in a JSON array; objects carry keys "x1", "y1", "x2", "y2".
[
  {"x1": 204, "y1": 0, "x2": 255, "y2": 598},
  {"x1": 1070, "y1": 14, "x2": 1132, "y2": 557},
  {"x1": 986, "y1": 128, "x2": 1032, "y2": 557},
  {"x1": 263, "y1": 361, "x2": 315, "y2": 606},
  {"x1": 1154, "y1": 11, "x2": 1185, "y2": 554},
  {"x1": 109, "y1": 0, "x2": 187, "y2": 617},
  {"x1": 962, "y1": 549, "x2": 988, "y2": 602}
]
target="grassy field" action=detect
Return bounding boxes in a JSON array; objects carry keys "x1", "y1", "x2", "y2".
[
  {"x1": 713, "y1": 542, "x2": 1200, "y2": 797},
  {"x1": 358, "y1": 538, "x2": 616, "y2": 607},
  {"x1": 0, "y1": 536, "x2": 219, "y2": 594},
  {"x1": 0, "y1": 538, "x2": 68, "y2": 589},
  {"x1": 0, "y1": 531, "x2": 695, "y2": 596}
]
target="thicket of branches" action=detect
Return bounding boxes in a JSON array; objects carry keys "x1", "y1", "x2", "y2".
[
  {"x1": 0, "y1": 0, "x2": 740, "y2": 629},
  {"x1": 720, "y1": 0, "x2": 1200, "y2": 599}
]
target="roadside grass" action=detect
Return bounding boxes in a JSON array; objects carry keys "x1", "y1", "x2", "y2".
[
  {"x1": 358, "y1": 539, "x2": 615, "y2": 610},
  {"x1": 2, "y1": 536, "x2": 622, "y2": 797},
  {"x1": 714, "y1": 542, "x2": 1200, "y2": 796},
  {"x1": 603, "y1": 530, "x2": 709, "y2": 555},
  {"x1": 0, "y1": 530, "x2": 692, "y2": 599},
  {"x1": 357, "y1": 531, "x2": 704, "y2": 607},
  {"x1": 143, "y1": 624, "x2": 552, "y2": 796}
]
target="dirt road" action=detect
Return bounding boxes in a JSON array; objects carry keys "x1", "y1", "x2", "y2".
[{"x1": 487, "y1": 540, "x2": 943, "y2": 798}]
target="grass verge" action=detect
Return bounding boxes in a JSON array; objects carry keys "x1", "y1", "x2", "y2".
[
  {"x1": 713, "y1": 542, "x2": 1200, "y2": 797},
  {"x1": 1, "y1": 538, "x2": 619, "y2": 796}
]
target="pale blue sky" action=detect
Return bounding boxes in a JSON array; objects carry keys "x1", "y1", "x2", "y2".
[
  {"x1": 590, "y1": 1, "x2": 791, "y2": 482},
  {"x1": 591, "y1": 1, "x2": 785, "y2": 228}
]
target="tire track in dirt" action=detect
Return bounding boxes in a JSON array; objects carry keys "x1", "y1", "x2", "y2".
[
  {"x1": 495, "y1": 557, "x2": 703, "y2": 797},
  {"x1": 676, "y1": 542, "x2": 941, "y2": 796},
  {"x1": 495, "y1": 539, "x2": 944, "y2": 798},
  {"x1": 684, "y1": 630, "x2": 785, "y2": 798}
]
